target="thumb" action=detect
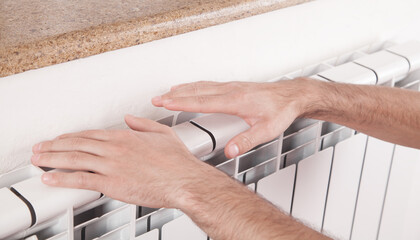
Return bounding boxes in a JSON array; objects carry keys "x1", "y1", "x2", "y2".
[
  {"x1": 224, "y1": 123, "x2": 275, "y2": 159},
  {"x1": 124, "y1": 114, "x2": 167, "y2": 133}
]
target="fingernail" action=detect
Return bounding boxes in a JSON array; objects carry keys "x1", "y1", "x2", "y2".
[
  {"x1": 42, "y1": 173, "x2": 53, "y2": 183},
  {"x1": 162, "y1": 98, "x2": 173, "y2": 105},
  {"x1": 228, "y1": 144, "x2": 239, "y2": 158},
  {"x1": 152, "y1": 96, "x2": 161, "y2": 103},
  {"x1": 31, "y1": 154, "x2": 40, "y2": 164}
]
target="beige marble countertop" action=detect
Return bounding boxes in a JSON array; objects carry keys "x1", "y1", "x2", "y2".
[{"x1": 0, "y1": 0, "x2": 310, "y2": 77}]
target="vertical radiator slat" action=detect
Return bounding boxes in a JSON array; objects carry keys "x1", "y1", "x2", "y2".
[
  {"x1": 377, "y1": 146, "x2": 420, "y2": 240},
  {"x1": 291, "y1": 147, "x2": 333, "y2": 231},
  {"x1": 350, "y1": 138, "x2": 394, "y2": 240},
  {"x1": 256, "y1": 164, "x2": 296, "y2": 214},
  {"x1": 322, "y1": 134, "x2": 367, "y2": 239},
  {"x1": 161, "y1": 214, "x2": 207, "y2": 240},
  {"x1": 135, "y1": 229, "x2": 159, "y2": 240}
]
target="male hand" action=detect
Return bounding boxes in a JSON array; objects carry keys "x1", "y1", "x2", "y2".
[
  {"x1": 152, "y1": 78, "x2": 316, "y2": 158},
  {"x1": 31, "y1": 115, "x2": 218, "y2": 209}
]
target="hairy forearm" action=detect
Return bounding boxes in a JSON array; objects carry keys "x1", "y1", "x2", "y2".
[
  {"x1": 178, "y1": 163, "x2": 328, "y2": 240},
  {"x1": 301, "y1": 78, "x2": 420, "y2": 148}
]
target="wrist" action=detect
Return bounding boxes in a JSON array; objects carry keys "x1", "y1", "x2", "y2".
[
  {"x1": 292, "y1": 77, "x2": 331, "y2": 119},
  {"x1": 171, "y1": 160, "x2": 229, "y2": 210},
  {"x1": 174, "y1": 164, "x2": 240, "y2": 215}
]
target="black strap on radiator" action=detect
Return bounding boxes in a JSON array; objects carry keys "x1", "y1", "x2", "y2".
[
  {"x1": 10, "y1": 187, "x2": 37, "y2": 227},
  {"x1": 190, "y1": 121, "x2": 216, "y2": 151}
]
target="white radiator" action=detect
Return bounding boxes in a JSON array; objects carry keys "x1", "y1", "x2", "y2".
[{"x1": 1, "y1": 41, "x2": 420, "y2": 240}]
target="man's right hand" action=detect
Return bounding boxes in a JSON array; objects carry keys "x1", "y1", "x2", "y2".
[
  {"x1": 154, "y1": 77, "x2": 420, "y2": 153},
  {"x1": 152, "y1": 78, "x2": 320, "y2": 158}
]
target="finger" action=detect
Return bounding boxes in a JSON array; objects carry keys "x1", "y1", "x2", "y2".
[
  {"x1": 164, "y1": 81, "x2": 227, "y2": 99},
  {"x1": 33, "y1": 138, "x2": 111, "y2": 156},
  {"x1": 125, "y1": 114, "x2": 170, "y2": 133},
  {"x1": 170, "y1": 81, "x2": 221, "y2": 91},
  {"x1": 152, "y1": 81, "x2": 225, "y2": 107},
  {"x1": 56, "y1": 129, "x2": 109, "y2": 141},
  {"x1": 161, "y1": 95, "x2": 235, "y2": 113},
  {"x1": 224, "y1": 123, "x2": 277, "y2": 158},
  {"x1": 31, "y1": 152, "x2": 107, "y2": 173},
  {"x1": 152, "y1": 95, "x2": 164, "y2": 107},
  {"x1": 41, "y1": 171, "x2": 104, "y2": 191}
]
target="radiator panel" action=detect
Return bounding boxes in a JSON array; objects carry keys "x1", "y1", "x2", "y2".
[
  {"x1": 322, "y1": 134, "x2": 367, "y2": 239},
  {"x1": 1, "y1": 42, "x2": 420, "y2": 240},
  {"x1": 351, "y1": 138, "x2": 394, "y2": 240}
]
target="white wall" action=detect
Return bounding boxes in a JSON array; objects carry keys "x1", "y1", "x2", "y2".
[{"x1": 1, "y1": 0, "x2": 420, "y2": 173}]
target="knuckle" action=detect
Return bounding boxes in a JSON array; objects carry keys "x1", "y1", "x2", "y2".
[
  {"x1": 69, "y1": 137, "x2": 82, "y2": 147},
  {"x1": 79, "y1": 130, "x2": 90, "y2": 137},
  {"x1": 239, "y1": 134, "x2": 254, "y2": 151},
  {"x1": 68, "y1": 152, "x2": 80, "y2": 165},
  {"x1": 191, "y1": 83, "x2": 202, "y2": 95},
  {"x1": 75, "y1": 172, "x2": 88, "y2": 188},
  {"x1": 38, "y1": 153, "x2": 51, "y2": 163},
  {"x1": 196, "y1": 95, "x2": 207, "y2": 105},
  {"x1": 82, "y1": 130, "x2": 97, "y2": 138},
  {"x1": 50, "y1": 173, "x2": 62, "y2": 185}
]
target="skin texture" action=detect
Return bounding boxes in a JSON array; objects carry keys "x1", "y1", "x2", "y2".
[{"x1": 31, "y1": 78, "x2": 420, "y2": 240}]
